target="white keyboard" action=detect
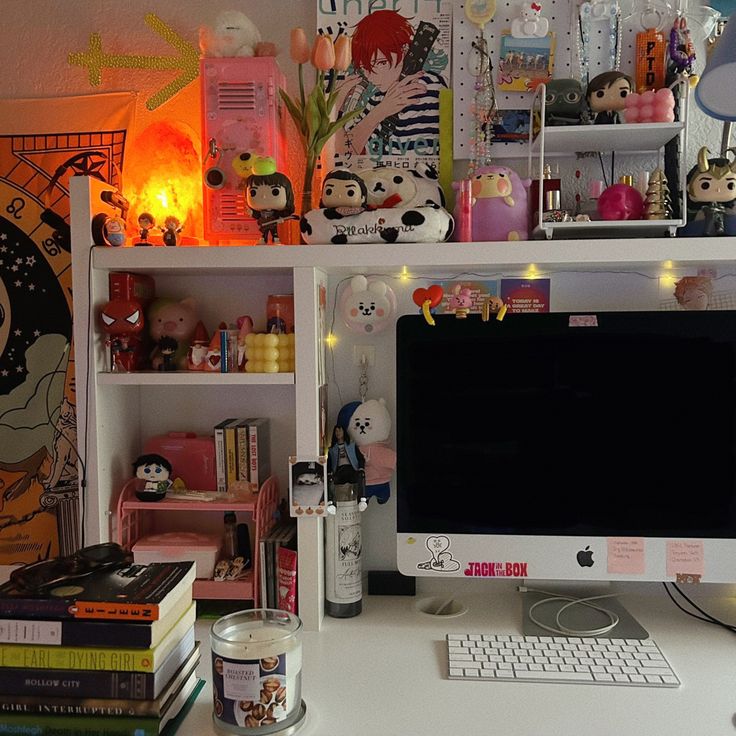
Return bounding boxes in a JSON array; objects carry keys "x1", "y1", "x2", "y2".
[{"x1": 447, "y1": 633, "x2": 680, "y2": 687}]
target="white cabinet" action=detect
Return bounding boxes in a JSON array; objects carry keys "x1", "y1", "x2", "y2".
[{"x1": 71, "y1": 176, "x2": 736, "y2": 632}]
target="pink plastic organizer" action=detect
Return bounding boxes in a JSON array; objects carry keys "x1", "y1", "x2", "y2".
[{"x1": 117, "y1": 475, "x2": 279, "y2": 604}]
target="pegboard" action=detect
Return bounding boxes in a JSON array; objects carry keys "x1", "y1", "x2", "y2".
[{"x1": 453, "y1": 0, "x2": 642, "y2": 160}]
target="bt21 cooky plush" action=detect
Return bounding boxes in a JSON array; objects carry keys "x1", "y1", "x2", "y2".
[
  {"x1": 461, "y1": 165, "x2": 531, "y2": 241},
  {"x1": 679, "y1": 147, "x2": 736, "y2": 237}
]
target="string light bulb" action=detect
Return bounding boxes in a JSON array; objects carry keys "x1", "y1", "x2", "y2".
[
  {"x1": 325, "y1": 332, "x2": 338, "y2": 348},
  {"x1": 399, "y1": 266, "x2": 411, "y2": 282}
]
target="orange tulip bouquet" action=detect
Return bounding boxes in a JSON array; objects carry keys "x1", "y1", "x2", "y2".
[{"x1": 281, "y1": 27, "x2": 362, "y2": 216}]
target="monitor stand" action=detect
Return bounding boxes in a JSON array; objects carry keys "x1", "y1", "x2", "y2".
[{"x1": 521, "y1": 589, "x2": 649, "y2": 640}]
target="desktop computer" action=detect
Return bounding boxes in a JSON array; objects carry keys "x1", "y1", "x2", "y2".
[{"x1": 395, "y1": 311, "x2": 736, "y2": 686}]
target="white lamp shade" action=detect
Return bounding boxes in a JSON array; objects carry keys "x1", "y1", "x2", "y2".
[{"x1": 695, "y1": 13, "x2": 736, "y2": 120}]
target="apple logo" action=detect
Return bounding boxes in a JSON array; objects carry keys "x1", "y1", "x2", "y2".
[{"x1": 576, "y1": 546, "x2": 594, "y2": 567}]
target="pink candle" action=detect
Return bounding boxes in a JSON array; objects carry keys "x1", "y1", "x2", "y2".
[{"x1": 456, "y1": 179, "x2": 473, "y2": 242}]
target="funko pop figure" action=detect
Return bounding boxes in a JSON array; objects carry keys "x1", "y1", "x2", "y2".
[
  {"x1": 686, "y1": 147, "x2": 736, "y2": 236},
  {"x1": 544, "y1": 79, "x2": 586, "y2": 126},
  {"x1": 100, "y1": 298, "x2": 145, "y2": 372},
  {"x1": 586, "y1": 71, "x2": 634, "y2": 125},
  {"x1": 245, "y1": 171, "x2": 296, "y2": 244},
  {"x1": 136, "y1": 212, "x2": 156, "y2": 246},
  {"x1": 320, "y1": 170, "x2": 368, "y2": 215}
]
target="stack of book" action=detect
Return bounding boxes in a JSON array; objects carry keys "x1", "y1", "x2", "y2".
[
  {"x1": 214, "y1": 417, "x2": 270, "y2": 493},
  {"x1": 259, "y1": 519, "x2": 297, "y2": 612},
  {"x1": 0, "y1": 559, "x2": 201, "y2": 736}
]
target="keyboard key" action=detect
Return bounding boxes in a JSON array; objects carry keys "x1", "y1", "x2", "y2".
[
  {"x1": 464, "y1": 668, "x2": 481, "y2": 677},
  {"x1": 594, "y1": 673, "x2": 614, "y2": 682},
  {"x1": 613, "y1": 674, "x2": 630, "y2": 682},
  {"x1": 645, "y1": 675, "x2": 663, "y2": 684},
  {"x1": 480, "y1": 670, "x2": 495, "y2": 678},
  {"x1": 516, "y1": 669, "x2": 593, "y2": 682}
]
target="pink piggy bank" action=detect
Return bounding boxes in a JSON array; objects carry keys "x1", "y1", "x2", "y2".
[{"x1": 460, "y1": 166, "x2": 531, "y2": 241}]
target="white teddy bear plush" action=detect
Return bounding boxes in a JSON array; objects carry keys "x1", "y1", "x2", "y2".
[{"x1": 199, "y1": 10, "x2": 262, "y2": 58}]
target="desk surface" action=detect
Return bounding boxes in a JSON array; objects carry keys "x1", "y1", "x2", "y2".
[{"x1": 190, "y1": 581, "x2": 736, "y2": 736}]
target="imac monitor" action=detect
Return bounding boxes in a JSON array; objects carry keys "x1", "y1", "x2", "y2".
[{"x1": 396, "y1": 311, "x2": 736, "y2": 584}]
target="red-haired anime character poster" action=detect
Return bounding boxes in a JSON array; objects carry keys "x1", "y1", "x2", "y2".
[{"x1": 319, "y1": 1, "x2": 452, "y2": 171}]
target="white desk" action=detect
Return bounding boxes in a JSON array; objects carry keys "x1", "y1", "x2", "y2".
[{"x1": 190, "y1": 580, "x2": 736, "y2": 736}]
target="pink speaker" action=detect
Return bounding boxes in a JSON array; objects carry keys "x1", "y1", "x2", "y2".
[{"x1": 200, "y1": 57, "x2": 287, "y2": 243}]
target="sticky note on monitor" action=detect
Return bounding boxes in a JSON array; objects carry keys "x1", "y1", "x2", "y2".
[
  {"x1": 607, "y1": 537, "x2": 645, "y2": 574},
  {"x1": 666, "y1": 540, "x2": 704, "y2": 578}
]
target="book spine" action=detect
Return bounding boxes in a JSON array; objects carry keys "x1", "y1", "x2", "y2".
[
  {"x1": 0, "y1": 600, "x2": 71, "y2": 620},
  {"x1": 248, "y1": 421, "x2": 259, "y2": 491},
  {"x1": 0, "y1": 693, "x2": 165, "y2": 717},
  {"x1": 225, "y1": 425, "x2": 238, "y2": 489},
  {"x1": 0, "y1": 619, "x2": 152, "y2": 648},
  {"x1": 236, "y1": 424, "x2": 249, "y2": 484},
  {"x1": 0, "y1": 714, "x2": 158, "y2": 735},
  {"x1": 214, "y1": 422, "x2": 227, "y2": 492},
  {"x1": 0, "y1": 667, "x2": 157, "y2": 699},
  {"x1": 0, "y1": 643, "x2": 156, "y2": 672},
  {"x1": 259, "y1": 538, "x2": 268, "y2": 607},
  {"x1": 72, "y1": 601, "x2": 159, "y2": 621}
]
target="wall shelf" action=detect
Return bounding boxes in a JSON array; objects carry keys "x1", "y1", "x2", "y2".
[
  {"x1": 531, "y1": 121, "x2": 684, "y2": 155},
  {"x1": 97, "y1": 371, "x2": 295, "y2": 386},
  {"x1": 94, "y1": 240, "x2": 736, "y2": 272}
]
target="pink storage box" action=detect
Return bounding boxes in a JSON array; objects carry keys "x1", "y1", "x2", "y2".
[
  {"x1": 143, "y1": 432, "x2": 217, "y2": 491},
  {"x1": 133, "y1": 532, "x2": 221, "y2": 579}
]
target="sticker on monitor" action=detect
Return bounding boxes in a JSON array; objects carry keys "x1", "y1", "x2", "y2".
[{"x1": 289, "y1": 456, "x2": 327, "y2": 517}]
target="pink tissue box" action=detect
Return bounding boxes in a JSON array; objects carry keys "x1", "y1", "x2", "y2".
[{"x1": 133, "y1": 532, "x2": 221, "y2": 579}]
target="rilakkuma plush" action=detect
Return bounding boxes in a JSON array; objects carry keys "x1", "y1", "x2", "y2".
[
  {"x1": 199, "y1": 10, "x2": 262, "y2": 58},
  {"x1": 149, "y1": 297, "x2": 199, "y2": 370},
  {"x1": 339, "y1": 399, "x2": 397, "y2": 504},
  {"x1": 339, "y1": 275, "x2": 396, "y2": 335},
  {"x1": 359, "y1": 164, "x2": 445, "y2": 209},
  {"x1": 461, "y1": 166, "x2": 531, "y2": 241}
]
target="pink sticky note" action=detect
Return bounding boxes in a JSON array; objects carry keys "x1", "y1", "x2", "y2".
[
  {"x1": 607, "y1": 538, "x2": 645, "y2": 574},
  {"x1": 666, "y1": 540, "x2": 704, "y2": 577}
]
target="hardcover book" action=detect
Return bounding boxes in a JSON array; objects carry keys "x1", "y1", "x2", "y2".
[
  {"x1": 0, "y1": 602, "x2": 196, "y2": 673},
  {"x1": 0, "y1": 672, "x2": 203, "y2": 736},
  {"x1": 0, "y1": 642, "x2": 200, "y2": 716},
  {"x1": 0, "y1": 629, "x2": 196, "y2": 700},
  {"x1": 0, "y1": 561, "x2": 195, "y2": 621},
  {"x1": 0, "y1": 582, "x2": 192, "y2": 648}
]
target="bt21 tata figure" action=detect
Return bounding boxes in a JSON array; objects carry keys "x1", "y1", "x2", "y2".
[
  {"x1": 586, "y1": 71, "x2": 634, "y2": 125},
  {"x1": 683, "y1": 147, "x2": 736, "y2": 236},
  {"x1": 244, "y1": 158, "x2": 296, "y2": 244}
]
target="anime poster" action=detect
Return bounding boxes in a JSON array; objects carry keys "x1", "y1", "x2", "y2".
[
  {"x1": 318, "y1": 1, "x2": 452, "y2": 171},
  {"x1": 0, "y1": 93, "x2": 133, "y2": 565}
]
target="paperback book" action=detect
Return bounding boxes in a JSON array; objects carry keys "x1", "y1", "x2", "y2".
[
  {"x1": 0, "y1": 602, "x2": 195, "y2": 672},
  {"x1": 0, "y1": 583, "x2": 192, "y2": 648},
  {"x1": 0, "y1": 561, "x2": 195, "y2": 621},
  {"x1": 0, "y1": 629, "x2": 196, "y2": 700},
  {"x1": 0, "y1": 642, "x2": 200, "y2": 716}
]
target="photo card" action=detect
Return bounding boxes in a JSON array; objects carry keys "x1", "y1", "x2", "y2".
[{"x1": 289, "y1": 456, "x2": 328, "y2": 517}]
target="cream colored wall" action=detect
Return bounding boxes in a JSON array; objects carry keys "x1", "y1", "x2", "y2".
[{"x1": 0, "y1": 0, "x2": 313, "y2": 140}]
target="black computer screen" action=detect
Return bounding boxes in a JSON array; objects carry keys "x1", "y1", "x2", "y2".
[{"x1": 396, "y1": 312, "x2": 736, "y2": 538}]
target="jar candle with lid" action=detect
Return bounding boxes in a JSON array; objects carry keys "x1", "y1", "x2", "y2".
[{"x1": 211, "y1": 609, "x2": 305, "y2": 734}]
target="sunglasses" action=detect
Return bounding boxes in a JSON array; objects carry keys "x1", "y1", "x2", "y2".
[{"x1": 8, "y1": 543, "x2": 132, "y2": 594}]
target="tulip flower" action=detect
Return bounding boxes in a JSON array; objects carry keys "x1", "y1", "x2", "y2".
[
  {"x1": 334, "y1": 34, "x2": 352, "y2": 72},
  {"x1": 280, "y1": 28, "x2": 364, "y2": 224},
  {"x1": 311, "y1": 34, "x2": 335, "y2": 72},
  {"x1": 290, "y1": 28, "x2": 310, "y2": 65}
]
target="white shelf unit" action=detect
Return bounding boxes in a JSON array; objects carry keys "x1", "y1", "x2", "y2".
[
  {"x1": 72, "y1": 177, "x2": 736, "y2": 632},
  {"x1": 528, "y1": 83, "x2": 689, "y2": 240}
]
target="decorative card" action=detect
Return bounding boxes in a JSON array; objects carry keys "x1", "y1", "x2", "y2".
[
  {"x1": 288, "y1": 456, "x2": 327, "y2": 517},
  {"x1": 497, "y1": 32, "x2": 555, "y2": 92}
]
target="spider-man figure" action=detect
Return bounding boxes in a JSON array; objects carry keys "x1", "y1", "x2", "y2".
[{"x1": 100, "y1": 298, "x2": 145, "y2": 372}]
